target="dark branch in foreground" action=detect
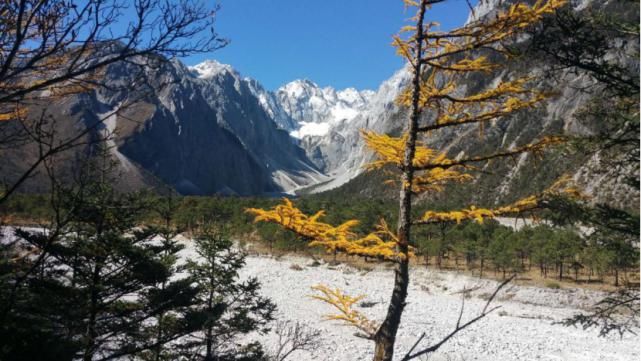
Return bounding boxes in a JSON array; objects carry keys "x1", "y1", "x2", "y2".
[
  {"x1": 401, "y1": 274, "x2": 515, "y2": 361},
  {"x1": 559, "y1": 289, "x2": 640, "y2": 338}
]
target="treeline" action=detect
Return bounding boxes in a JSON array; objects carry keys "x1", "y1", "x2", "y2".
[
  {"x1": 413, "y1": 221, "x2": 638, "y2": 286},
  {"x1": 2, "y1": 193, "x2": 638, "y2": 288},
  {"x1": 0, "y1": 193, "x2": 398, "y2": 239}
]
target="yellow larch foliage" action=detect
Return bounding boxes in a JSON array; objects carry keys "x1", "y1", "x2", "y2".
[
  {"x1": 391, "y1": 0, "x2": 566, "y2": 138},
  {"x1": 418, "y1": 197, "x2": 538, "y2": 225},
  {"x1": 246, "y1": 199, "x2": 408, "y2": 261},
  {"x1": 417, "y1": 175, "x2": 583, "y2": 225},
  {"x1": 544, "y1": 174, "x2": 589, "y2": 200},
  {"x1": 361, "y1": 130, "x2": 475, "y2": 193},
  {"x1": 0, "y1": 106, "x2": 27, "y2": 121},
  {"x1": 421, "y1": 0, "x2": 567, "y2": 62},
  {"x1": 410, "y1": 166, "x2": 474, "y2": 193},
  {"x1": 361, "y1": 130, "x2": 456, "y2": 170},
  {"x1": 343, "y1": 219, "x2": 415, "y2": 260},
  {"x1": 310, "y1": 284, "x2": 378, "y2": 339},
  {"x1": 425, "y1": 92, "x2": 550, "y2": 130},
  {"x1": 246, "y1": 198, "x2": 350, "y2": 241}
]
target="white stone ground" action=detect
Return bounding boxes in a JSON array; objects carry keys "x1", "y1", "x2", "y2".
[
  {"x1": 234, "y1": 252, "x2": 639, "y2": 361},
  {"x1": 3, "y1": 228, "x2": 637, "y2": 360}
]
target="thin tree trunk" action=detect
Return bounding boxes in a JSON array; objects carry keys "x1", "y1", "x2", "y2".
[
  {"x1": 83, "y1": 261, "x2": 102, "y2": 361},
  {"x1": 373, "y1": 3, "x2": 427, "y2": 360},
  {"x1": 205, "y1": 289, "x2": 214, "y2": 361},
  {"x1": 558, "y1": 261, "x2": 563, "y2": 281}
]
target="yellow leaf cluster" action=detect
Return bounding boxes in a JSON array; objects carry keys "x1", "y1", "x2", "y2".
[
  {"x1": 310, "y1": 284, "x2": 378, "y2": 338},
  {"x1": 416, "y1": 174, "x2": 583, "y2": 225},
  {"x1": 391, "y1": 0, "x2": 566, "y2": 137},
  {"x1": 246, "y1": 198, "x2": 355, "y2": 241},
  {"x1": 0, "y1": 106, "x2": 27, "y2": 121},
  {"x1": 517, "y1": 136, "x2": 566, "y2": 158},
  {"x1": 544, "y1": 175, "x2": 588, "y2": 200},
  {"x1": 411, "y1": 167, "x2": 474, "y2": 193},
  {"x1": 361, "y1": 130, "x2": 457, "y2": 170},
  {"x1": 422, "y1": 0, "x2": 567, "y2": 62},
  {"x1": 246, "y1": 199, "x2": 408, "y2": 261},
  {"x1": 361, "y1": 130, "x2": 474, "y2": 193},
  {"x1": 432, "y1": 91, "x2": 549, "y2": 128},
  {"x1": 391, "y1": 0, "x2": 566, "y2": 73},
  {"x1": 419, "y1": 196, "x2": 538, "y2": 224}
]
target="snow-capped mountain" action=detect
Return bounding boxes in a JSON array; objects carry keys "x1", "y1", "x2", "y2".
[
  {"x1": 2, "y1": 58, "x2": 328, "y2": 196},
  {"x1": 288, "y1": 67, "x2": 411, "y2": 189},
  {"x1": 3, "y1": 0, "x2": 634, "y2": 207},
  {"x1": 189, "y1": 59, "x2": 235, "y2": 79},
  {"x1": 243, "y1": 77, "x2": 377, "y2": 172},
  {"x1": 275, "y1": 80, "x2": 374, "y2": 138}
]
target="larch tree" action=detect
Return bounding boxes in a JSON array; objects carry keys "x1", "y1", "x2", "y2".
[{"x1": 247, "y1": 0, "x2": 571, "y2": 360}]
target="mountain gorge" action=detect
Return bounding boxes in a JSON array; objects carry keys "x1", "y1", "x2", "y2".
[{"x1": 1, "y1": 0, "x2": 637, "y2": 208}]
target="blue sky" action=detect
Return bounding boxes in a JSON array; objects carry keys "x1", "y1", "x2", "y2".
[{"x1": 183, "y1": 0, "x2": 476, "y2": 91}]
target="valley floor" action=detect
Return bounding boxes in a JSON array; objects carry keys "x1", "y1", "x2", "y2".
[{"x1": 234, "y1": 252, "x2": 639, "y2": 361}]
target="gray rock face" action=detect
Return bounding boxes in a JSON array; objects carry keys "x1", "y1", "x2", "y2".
[
  {"x1": 1, "y1": 58, "x2": 326, "y2": 196},
  {"x1": 294, "y1": 67, "x2": 412, "y2": 191},
  {"x1": 118, "y1": 59, "x2": 329, "y2": 195},
  {"x1": 250, "y1": 79, "x2": 377, "y2": 172},
  {"x1": 264, "y1": 0, "x2": 638, "y2": 208},
  {"x1": 2, "y1": 0, "x2": 635, "y2": 206}
]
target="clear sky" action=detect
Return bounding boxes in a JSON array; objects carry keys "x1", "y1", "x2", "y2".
[{"x1": 183, "y1": 0, "x2": 477, "y2": 91}]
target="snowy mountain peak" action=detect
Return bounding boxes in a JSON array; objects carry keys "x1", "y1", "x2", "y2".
[
  {"x1": 189, "y1": 59, "x2": 234, "y2": 79},
  {"x1": 273, "y1": 80, "x2": 374, "y2": 137},
  {"x1": 280, "y1": 79, "x2": 321, "y2": 98}
]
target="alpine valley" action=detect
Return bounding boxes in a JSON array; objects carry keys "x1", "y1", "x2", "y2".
[{"x1": 1, "y1": 0, "x2": 637, "y2": 210}]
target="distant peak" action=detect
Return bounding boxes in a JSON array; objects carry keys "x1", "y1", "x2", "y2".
[
  {"x1": 278, "y1": 79, "x2": 374, "y2": 101},
  {"x1": 284, "y1": 78, "x2": 320, "y2": 89},
  {"x1": 188, "y1": 59, "x2": 234, "y2": 79}
]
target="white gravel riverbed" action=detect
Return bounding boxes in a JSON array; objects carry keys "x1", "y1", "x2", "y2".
[
  {"x1": 3, "y1": 227, "x2": 637, "y2": 360},
  {"x1": 235, "y1": 253, "x2": 639, "y2": 361}
]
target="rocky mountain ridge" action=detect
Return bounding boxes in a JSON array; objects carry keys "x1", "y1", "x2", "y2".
[{"x1": 2, "y1": 0, "x2": 636, "y2": 208}]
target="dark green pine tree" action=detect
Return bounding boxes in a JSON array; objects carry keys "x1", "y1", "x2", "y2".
[
  {"x1": 136, "y1": 195, "x2": 203, "y2": 361},
  {"x1": 46, "y1": 181, "x2": 194, "y2": 361},
  {"x1": 0, "y1": 228, "x2": 81, "y2": 361},
  {"x1": 0, "y1": 151, "x2": 199, "y2": 361},
  {"x1": 181, "y1": 226, "x2": 276, "y2": 361}
]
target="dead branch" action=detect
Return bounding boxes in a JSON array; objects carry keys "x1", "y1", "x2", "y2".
[{"x1": 401, "y1": 274, "x2": 515, "y2": 360}]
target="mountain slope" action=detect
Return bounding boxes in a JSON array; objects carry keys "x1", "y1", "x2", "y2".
[
  {"x1": 0, "y1": 58, "x2": 326, "y2": 196},
  {"x1": 299, "y1": 0, "x2": 638, "y2": 209}
]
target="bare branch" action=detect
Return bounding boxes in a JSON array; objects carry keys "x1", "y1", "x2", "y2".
[{"x1": 401, "y1": 275, "x2": 515, "y2": 360}]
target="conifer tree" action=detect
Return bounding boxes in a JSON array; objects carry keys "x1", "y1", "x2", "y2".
[
  {"x1": 46, "y1": 166, "x2": 199, "y2": 361},
  {"x1": 1, "y1": 152, "x2": 198, "y2": 361},
  {"x1": 247, "y1": 1, "x2": 570, "y2": 360},
  {"x1": 182, "y1": 226, "x2": 275, "y2": 361},
  {"x1": 137, "y1": 196, "x2": 202, "y2": 361}
]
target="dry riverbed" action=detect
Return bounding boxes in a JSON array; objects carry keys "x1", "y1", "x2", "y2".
[
  {"x1": 234, "y1": 252, "x2": 639, "y2": 361},
  {"x1": 3, "y1": 228, "x2": 637, "y2": 361}
]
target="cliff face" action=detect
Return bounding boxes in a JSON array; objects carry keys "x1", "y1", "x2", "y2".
[
  {"x1": 299, "y1": 0, "x2": 638, "y2": 209},
  {"x1": 0, "y1": 59, "x2": 325, "y2": 196},
  {"x1": 1, "y1": 0, "x2": 636, "y2": 207}
]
